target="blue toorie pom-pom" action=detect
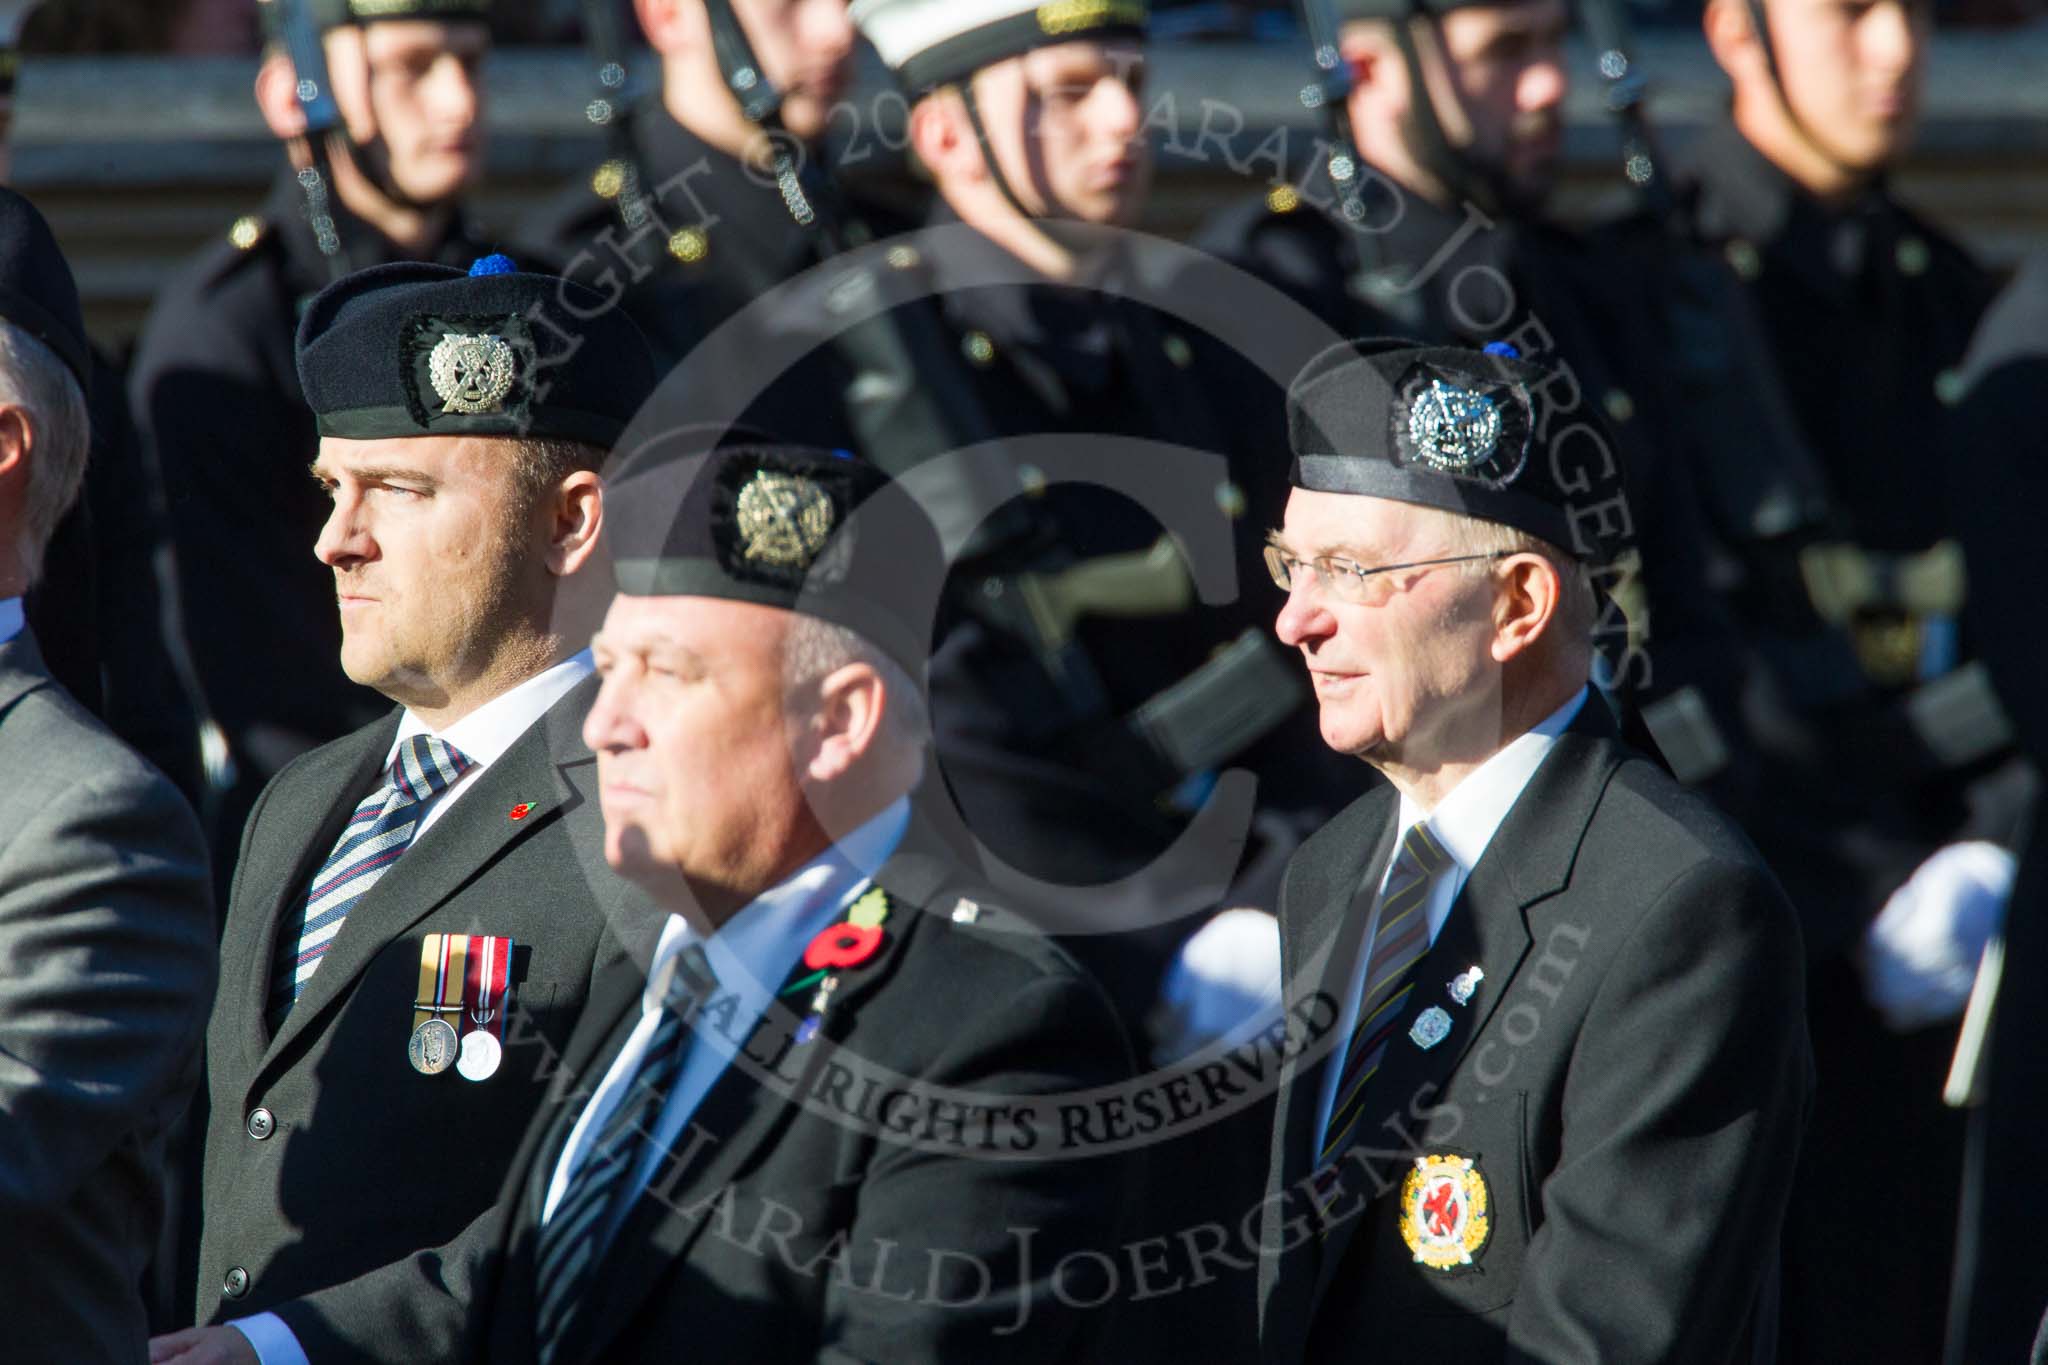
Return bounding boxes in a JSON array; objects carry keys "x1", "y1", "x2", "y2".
[
  {"x1": 468, "y1": 253, "x2": 517, "y2": 277},
  {"x1": 1482, "y1": 340, "x2": 1520, "y2": 359}
]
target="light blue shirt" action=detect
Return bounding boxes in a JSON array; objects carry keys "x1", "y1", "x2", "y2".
[
  {"x1": 1311, "y1": 687, "x2": 1588, "y2": 1158},
  {"x1": 0, "y1": 597, "x2": 22, "y2": 646},
  {"x1": 543, "y1": 797, "x2": 912, "y2": 1224}
]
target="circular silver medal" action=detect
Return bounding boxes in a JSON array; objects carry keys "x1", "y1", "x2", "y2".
[
  {"x1": 456, "y1": 1028, "x2": 503, "y2": 1082},
  {"x1": 408, "y1": 1018, "x2": 459, "y2": 1075}
]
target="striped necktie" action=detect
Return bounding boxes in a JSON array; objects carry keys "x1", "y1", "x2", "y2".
[
  {"x1": 1317, "y1": 822, "x2": 1453, "y2": 1174},
  {"x1": 533, "y1": 943, "x2": 719, "y2": 1365},
  {"x1": 268, "y1": 733, "x2": 473, "y2": 1031}
]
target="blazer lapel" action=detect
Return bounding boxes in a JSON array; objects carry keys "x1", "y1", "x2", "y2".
[
  {"x1": 560, "y1": 845, "x2": 946, "y2": 1365},
  {"x1": 234, "y1": 715, "x2": 396, "y2": 1073},
  {"x1": 261, "y1": 677, "x2": 597, "y2": 1070},
  {"x1": 1303, "y1": 707, "x2": 1629, "y2": 1318},
  {"x1": 1258, "y1": 788, "x2": 1398, "y2": 1365}
]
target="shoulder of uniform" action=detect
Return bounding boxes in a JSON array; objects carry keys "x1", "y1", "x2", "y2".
[
  {"x1": 191, "y1": 211, "x2": 280, "y2": 289},
  {"x1": 518, "y1": 170, "x2": 622, "y2": 252},
  {"x1": 1201, "y1": 184, "x2": 1330, "y2": 250},
  {"x1": 887, "y1": 880, "x2": 1095, "y2": 992}
]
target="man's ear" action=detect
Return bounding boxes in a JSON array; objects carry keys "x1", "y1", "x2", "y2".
[
  {"x1": 1703, "y1": 0, "x2": 1762, "y2": 83},
  {"x1": 254, "y1": 49, "x2": 307, "y2": 141},
  {"x1": 803, "y1": 662, "x2": 887, "y2": 783},
  {"x1": 909, "y1": 88, "x2": 980, "y2": 185},
  {"x1": 1491, "y1": 552, "x2": 1562, "y2": 664},
  {"x1": 546, "y1": 470, "x2": 606, "y2": 579},
  {"x1": 1340, "y1": 23, "x2": 1400, "y2": 131},
  {"x1": 633, "y1": 0, "x2": 688, "y2": 54},
  {"x1": 0, "y1": 405, "x2": 32, "y2": 487}
]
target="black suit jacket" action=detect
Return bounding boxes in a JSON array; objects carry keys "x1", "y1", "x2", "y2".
[
  {"x1": 196, "y1": 674, "x2": 631, "y2": 1359},
  {"x1": 456, "y1": 835, "x2": 1142, "y2": 1365},
  {"x1": 1257, "y1": 704, "x2": 1812, "y2": 1365}
]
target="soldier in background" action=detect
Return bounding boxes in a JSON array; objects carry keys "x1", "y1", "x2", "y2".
[
  {"x1": 1194, "y1": 0, "x2": 1749, "y2": 787},
  {"x1": 521, "y1": 0, "x2": 921, "y2": 376},
  {"x1": 1940, "y1": 251, "x2": 2048, "y2": 1365},
  {"x1": 1673, "y1": 0, "x2": 2013, "y2": 1356},
  {"x1": 129, "y1": 0, "x2": 499, "y2": 873}
]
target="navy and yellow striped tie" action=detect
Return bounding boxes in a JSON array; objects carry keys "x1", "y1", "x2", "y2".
[
  {"x1": 268, "y1": 734, "x2": 473, "y2": 1031},
  {"x1": 1318, "y1": 822, "x2": 1452, "y2": 1172}
]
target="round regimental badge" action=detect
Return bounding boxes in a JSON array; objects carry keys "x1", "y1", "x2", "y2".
[
  {"x1": 409, "y1": 1018, "x2": 460, "y2": 1075},
  {"x1": 427, "y1": 332, "x2": 517, "y2": 414},
  {"x1": 456, "y1": 1028, "x2": 503, "y2": 1082},
  {"x1": 1399, "y1": 1153, "x2": 1492, "y2": 1270}
]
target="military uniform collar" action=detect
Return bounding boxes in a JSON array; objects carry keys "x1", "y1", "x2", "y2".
[
  {"x1": 1685, "y1": 113, "x2": 1899, "y2": 302},
  {"x1": 261, "y1": 168, "x2": 491, "y2": 296},
  {"x1": 923, "y1": 199, "x2": 1128, "y2": 388},
  {"x1": 1291, "y1": 156, "x2": 1523, "y2": 319},
  {"x1": 631, "y1": 97, "x2": 822, "y2": 274}
]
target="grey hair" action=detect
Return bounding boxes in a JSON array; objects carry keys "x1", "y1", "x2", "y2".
[
  {"x1": 780, "y1": 614, "x2": 930, "y2": 759},
  {"x1": 0, "y1": 319, "x2": 88, "y2": 586}
]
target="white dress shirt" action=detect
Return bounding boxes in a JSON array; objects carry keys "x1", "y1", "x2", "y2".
[
  {"x1": 1311, "y1": 687, "x2": 1588, "y2": 1156},
  {"x1": 543, "y1": 797, "x2": 912, "y2": 1225},
  {"x1": 230, "y1": 650, "x2": 594, "y2": 1365},
  {"x1": 0, "y1": 596, "x2": 23, "y2": 646},
  {"x1": 389, "y1": 650, "x2": 593, "y2": 838}
]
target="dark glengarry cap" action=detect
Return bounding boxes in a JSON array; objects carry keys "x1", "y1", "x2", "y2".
[
  {"x1": 0, "y1": 186, "x2": 88, "y2": 392},
  {"x1": 1288, "y1": 338, "x2": 1583, "y2": 557},
  {"x1": 853, "y1": 0, "x2": 1147, "y2": 94},
  {"x1": 295, "y1": 256, "x2": 657, "y2": 448},
  {"x1": 260, "y1": 0, "x2": 493, "y2": 40},
  {"x1": 606, "y1": 436, "x2": 943, "y2": 678}
]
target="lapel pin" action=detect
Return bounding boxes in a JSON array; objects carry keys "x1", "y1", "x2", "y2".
[
  {"x1": 1410, "y1": 1005, "x2": 1453, "y2": 1050},
  {"x1": 508, "y1": 803, "x2": 532, "y2": 821},
  {"x1": 1448, "y1": 966, "x2": 1484, "y2": 1007}
]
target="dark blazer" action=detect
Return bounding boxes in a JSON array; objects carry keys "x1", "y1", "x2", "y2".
[
  {"x1": 1257, "y1": 703, "x2": 1812, "y2": 1365},
  {"x1": 196, "y1": 673, "x2": 631, "y2": 1359},
  {"x1": 457, "y1": 834, "x2": 1143, "y2": 1365},
  {"x1": 0, "y1": 628, "x2": 214, "y2": 1363}
]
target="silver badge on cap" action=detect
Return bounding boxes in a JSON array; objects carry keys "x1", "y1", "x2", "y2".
[
  {"x1": 427, "y1": 333, "x2": 518, "y2": 414},
  {"x1": 1407, "y1": 380, "x2": 1503, "y2": 472}
]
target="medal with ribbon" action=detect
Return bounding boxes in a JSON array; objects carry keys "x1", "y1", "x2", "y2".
[
  {"x1": 457, "y1": 934, "x2": 514, "y2": 1081},
  {"x1": 410, "y1": 934, "x2": 466, "y2": 1075}
]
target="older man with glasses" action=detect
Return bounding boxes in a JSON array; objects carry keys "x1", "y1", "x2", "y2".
[{"x1": 1253, "y1": 338, "x2": 1812, "y2": 1365}]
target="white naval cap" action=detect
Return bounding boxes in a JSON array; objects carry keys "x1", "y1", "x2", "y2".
[{"x1": 851, "y1": 0, "x2": 1147, "y2": 93}]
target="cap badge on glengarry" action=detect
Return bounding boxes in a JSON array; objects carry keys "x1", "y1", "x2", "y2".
[
  {"x1": 736, "y1": 471, "x2": 836, "y2": 568},
  {"x1": 1406, "y1": 380, "x2": 1502, "y2": 472},
  {"x1": 427, "y1": 332, "x2": 518, "y2": 414}
]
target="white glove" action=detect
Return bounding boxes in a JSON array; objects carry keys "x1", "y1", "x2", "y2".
[
  {"x1": 1863, "y1": 841, "x2": 2016, "y2": 1032},
  {"x1": 1151, "y1": 907, "x2": 1284, "y2": 1065}
]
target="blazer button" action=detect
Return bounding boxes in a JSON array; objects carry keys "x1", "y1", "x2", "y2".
[
  {"x1": 246, "y1": 1108, "x2": 275, "y2": 1141},
  {"x1": 223, "y1": 1266, "x2": 250, "y2": 1299}
]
